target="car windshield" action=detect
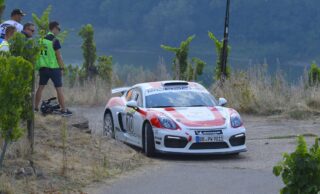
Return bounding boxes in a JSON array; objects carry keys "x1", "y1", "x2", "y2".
[{"x1": 146, "y1": 91, "x2": 216, "y2": 108}]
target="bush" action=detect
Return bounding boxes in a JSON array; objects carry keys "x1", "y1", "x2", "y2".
[
  {"x1": 97, "y1": 55, "x2": 112, "y2": 83},
  {"x1": 273, "y1": 136, "x2": 320, "y2": 194},
  {"x1": 212, "y1": 70, "x2": 258, "y2": 113},
  {"x1": 9, "y1": 33, "x2": 41, "y2": 64},
  {"x1": 308, "y1": 62, "x2": 320, "y2": 86},
  {"x1": 0, "y1": 56, "x2": 33, "y2": 168},
  {"x1": 212, "y1": 65, "x2": 297, "y2": 116},
  {"x1": 65, "y1": 64, "x2": 80, "y2": 87}
]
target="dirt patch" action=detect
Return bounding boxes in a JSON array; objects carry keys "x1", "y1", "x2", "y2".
[{"x1": 0, "y1": 113, "x2": 150, "y2": 193}]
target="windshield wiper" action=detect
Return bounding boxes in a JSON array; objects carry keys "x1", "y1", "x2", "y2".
[
  {"x1": 151, "y1": 105, "x2": 209, "y2": 108},
  {"x1": 189, "y1": 105, "x2": 208, "y2": 107},
  {"x1": 151, "y1": 106, "x2": 174, "y2": 108}
]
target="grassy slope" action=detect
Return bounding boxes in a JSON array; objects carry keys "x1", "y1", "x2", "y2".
[{"x1": 0, "y1": 114, "x2": 150, "y2": 193}]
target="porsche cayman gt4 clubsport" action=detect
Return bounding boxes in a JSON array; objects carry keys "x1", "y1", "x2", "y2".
[{"x1": 103, "y1": 81, "x2": 246, "y2": 156}]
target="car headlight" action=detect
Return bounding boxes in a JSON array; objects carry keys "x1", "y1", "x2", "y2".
[
  {"x1": 230, "y1": 113, "x2": 243, "y2": 128},
  {"x1": 158, "y1": 116, "x2": 178, "y2": 130}
]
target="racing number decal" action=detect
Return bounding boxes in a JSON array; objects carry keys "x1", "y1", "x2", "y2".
[
  {"x1": 40, "y1": 45, "x2": 48, "y2": 56},
  {"x1": 125, "y1": 113, "x2": 134, "y2": 133}
]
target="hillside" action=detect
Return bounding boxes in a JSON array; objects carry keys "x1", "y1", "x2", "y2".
[{"x1": 5, "y1": 0, "x2": 320, "y2": 81}]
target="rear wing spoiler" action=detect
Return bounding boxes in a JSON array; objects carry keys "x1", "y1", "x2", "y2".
[{"x1": 111, "y1": 87, "x2": 130, "y2": 95}]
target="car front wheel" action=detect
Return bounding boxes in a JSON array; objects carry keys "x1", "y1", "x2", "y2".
[
  {"x1": 144, "y1": 122, "x2": 155, "y2": 157},
  {"x1": 103, "y1": 111, "x2": 115, "y2": 139}
]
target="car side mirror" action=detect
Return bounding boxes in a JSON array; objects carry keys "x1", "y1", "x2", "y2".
[
  {"x1": 126, "y1": 100, "x2": 139, "y2": 110},
  {"x1": 218, "y1": 98, "x2": 227, "y2": 106}
]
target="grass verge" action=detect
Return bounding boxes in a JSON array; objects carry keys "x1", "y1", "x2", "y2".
[
  {"x1": 212, "y1": 65, "x2": 320, "y2": 119},
  {"x1": 0, "y1": 114, "x2": 150, "y2": 193}
]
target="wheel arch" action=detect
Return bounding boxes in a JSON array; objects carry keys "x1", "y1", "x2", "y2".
[
  {"x1": 103, "y1": 108, "x2": 113, "y2": 128},
  {"x1": 103, "y1": 108, "x2": 116, "y2": 138},
  {"x1": 142, "y1": 120, "x2": 151, "y2": 148},
  {"x1": 104, "y1": 108, "x2": 112, "y2": 118}
]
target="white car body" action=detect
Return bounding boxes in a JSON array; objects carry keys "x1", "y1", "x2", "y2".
[{"x1": 103, "y1": 81, "x2": 247, "y2": 156}]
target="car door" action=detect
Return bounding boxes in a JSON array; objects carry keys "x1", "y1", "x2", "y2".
[
  {"x1": 121, "y1": 87, "x2": 144, "y2": 147},
  {"x1": 131, "y1": 88, "x2": 145, "y2": 147},
  {"x1": 114, "y1": 89, "x2": 132, "y2": 142}
]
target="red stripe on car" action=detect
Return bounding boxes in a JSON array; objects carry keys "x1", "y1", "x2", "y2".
[
  {"x1": 107, "y1": 97, "x2": 125, "y2": 107},
  {"x1": 166, "y1": 107, "x2": 225, "y2": 127}
]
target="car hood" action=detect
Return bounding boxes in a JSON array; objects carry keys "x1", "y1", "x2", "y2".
[{"x1": 151, "y1": 106, "x2": 228, "y2": 128}]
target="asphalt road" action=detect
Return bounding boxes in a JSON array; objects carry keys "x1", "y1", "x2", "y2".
[{"x1": 75, "y1": 107, "x2": 320, "y2": 194}]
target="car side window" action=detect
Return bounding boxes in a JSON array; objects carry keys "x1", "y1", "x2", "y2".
[
  {"x1": 136, "y1": 91, "x2": 143, "y2": 107},
  {"x1": 125, "y1": 88, "x2": 143, "y2": 107},
  {"x1": 131, "y1": 88, "x2": 143, "y2": 107},
  {"x1": 126, "y1": 89, "x2": 133, "y2": 101}
]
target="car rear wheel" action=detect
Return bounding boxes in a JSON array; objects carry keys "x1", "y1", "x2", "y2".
[
  {"x1": 104, "y1": 112, "x2": 115, "y2": 139},
  {"x1": 144, "y1": 122, "x2": 155, "y2": 157}
]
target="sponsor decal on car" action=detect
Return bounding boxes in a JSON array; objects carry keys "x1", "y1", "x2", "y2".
[
  {"x1": 145, "y1": 87, "x2": 207, "y2": 95},
  {"x1": 194, "y1": 130, "x2": 223, "y2": 135}
]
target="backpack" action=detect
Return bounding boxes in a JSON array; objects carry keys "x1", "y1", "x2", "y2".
[{"x1": 40, "y1": 97, "x2": 60, "y2": 115}]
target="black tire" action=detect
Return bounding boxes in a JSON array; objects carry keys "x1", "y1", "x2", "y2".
[
  {"x1": 143, "y1": 122, "x2": 155, "y2": 157},
  {"x1": 103, "y1": 111, "x2": 115, "y2": 139}
]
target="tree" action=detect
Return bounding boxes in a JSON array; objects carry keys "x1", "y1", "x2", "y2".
[
  {"x1": 32, "y1": 5, "x2": 51, "y2": 37},
  {"x1": 65, "y1": 64, "x2": 80, "y2": 87},
  {"x1": 79, "y1": 24, "x2": 97, "y2": 79},
  {"x1": 0, "y1": 0, "x2": 5, "y2": 21},
  {"x1": 208, "y1": 31, "x2": 231, "y2": 81},
  {"x1": 10, "y1": 31, "x2": 41, "y2": 129},
  {"x1": 97, "y1": 55, "x2": 113, "y2": 83},
  {"x1": 161, "y1": 35, "x2": 205, "y2": 81},
  {"x1": 9, "y1": 25, "x2": 41, "y2": 155},
  {"x1": 32, "y1": 5, "x2": 68, "y2": 42},
  {"x1": 186, "y1": 57, "x2": 206, "y2": 81},
  {"x1": 161, "y1": 35, "x2": 195, "y2": 80},
  {"x1": 0, "y1": 56, "x2": 33, "y2": 169}
]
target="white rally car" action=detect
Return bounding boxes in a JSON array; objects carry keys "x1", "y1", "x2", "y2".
[{"x1": 103, "y1": 81, "x2": 246, "y2": 156}]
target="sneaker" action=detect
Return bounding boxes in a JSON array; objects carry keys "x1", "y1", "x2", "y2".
[
  {"x1": 53, "y1": 109, "x2": 61, "y2": 115},
  {"x1": 34, "y1": 108, "x2": 39, "y2": 113},
  {"x1": 61, "y1": 109, "x2": 73, "y2": 117}
]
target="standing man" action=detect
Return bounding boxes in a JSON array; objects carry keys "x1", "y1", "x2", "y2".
[
  {"x1": 0, "y1": 26, "x2": 16, "y2": 52},
  {"x1": 0, "y1": 9, "x2": 25, "y2": 38},
  {"x1": 22, "y1": 22, "x2": 35, "y2": 38},
  {"x1": 35, "y1": 21, "x2": 72, "y2": 116}
]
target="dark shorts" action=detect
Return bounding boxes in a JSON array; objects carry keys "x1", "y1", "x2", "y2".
[{"x1": 39, "y1": 68, "x2": 62, "y2": 88}]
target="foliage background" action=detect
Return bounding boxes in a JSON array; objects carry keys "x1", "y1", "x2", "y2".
[{"x1": 5, "y1": 0, "x2": 320, "y2": 83}]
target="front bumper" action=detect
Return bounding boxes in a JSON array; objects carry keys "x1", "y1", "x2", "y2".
[{"x1": 153, "y1": 127, "x2": 247, "y2": 154}]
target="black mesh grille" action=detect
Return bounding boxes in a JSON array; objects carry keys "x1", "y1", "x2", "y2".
[
  {"x1": 189, "y1": 142, "x2": 229, "y2": 150},
  {"x1": 229, "y1": 134, "x2": 246, "y2": 146},
  {"x1": 164, "y1": 136, "x2": 188, "y2": 148}
]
